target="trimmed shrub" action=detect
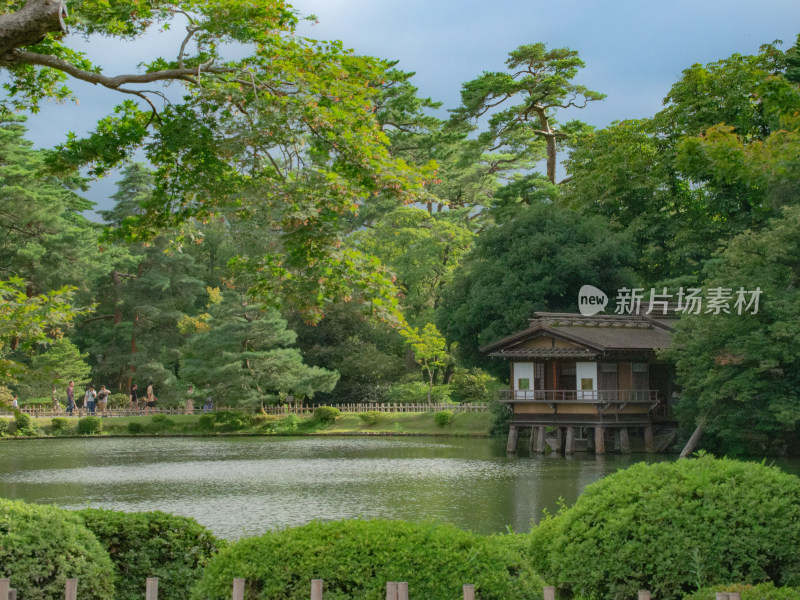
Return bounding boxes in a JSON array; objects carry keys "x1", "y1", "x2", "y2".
[
  {"x1": 684, "y1": 583, "x2": 800, "y2": 600},
  {"x1": 109, "y1": 393, "x2": 129, "y2": 409},
  {"x1": 220, "y1": 417, "x2": 245, "y2": 432},
  {"x1": 0, "y1": 417, "x2": 9, "y2": 435},
  {"x1": 198, "y1": 413, "x2": 217, "y2": 430},
  {"x1": 150, "y1": 414, "x2": 175, "y2": 431},
  {"x1": 14, "y1": 412, "x2": 32, "y2": 430},
  {"x1": 127, "y1": 421, "x2": 144, "y2": 434},
  {"x1": 77, "y1": 416, "x2": 103, "y2": 435},
  {"x1": 191, "y1": 519, "x2": 545, "y2": 600},
  {"x1": 358, "y1": 411, "x2": 384, "y2": 426},
  {"x1": 314, "y1": 406, "x2": 341, "y2": 424},
  {"x1": 50, "y1": 417, "x2": 68, "y2": 430},
  {"x1": 434, "y1": 410, "x2": 454, "y2": 427},
  {"x1": 530, "y1": 454, "x2": 800, "y2": 600},
  {"x1": 0, "y1": 499, "x2": 115, "y2": 600},
  {"x1": 250, "y1": 414, "x2": 279, "y2": 427},
  {"x1": 79, "y1": 508, "x2": 225, "y2": 600},
  {"x1": 450, "y1": 369, "x2": 496, "y2": 403}
]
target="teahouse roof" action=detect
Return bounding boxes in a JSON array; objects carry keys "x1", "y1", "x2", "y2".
[{"x1": 480, "y1": 311, "x2": 675, "y2": 359}]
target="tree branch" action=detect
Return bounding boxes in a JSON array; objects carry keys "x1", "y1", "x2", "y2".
[{"x1": 2, "y1": 48, "x2": 235, "y2": 90}]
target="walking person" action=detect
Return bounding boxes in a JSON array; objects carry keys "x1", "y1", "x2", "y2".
[
  {"x1": 129, "y1": 383, "x2": 139, "y2": 414},
  {"x1": 185, "y1": 385, "x2": 194, "y2": 415},
  {"x1": 145, "y1": 381, "x2": 156, "y2": 414},
  {"x1": 84, "y1": 386, "x2": 96, "y2": 415},
  {"x1": 66, "y1": 381, "x2": 76, "y2": 415},
  {"x1": 96, "y1": 385, "x2": 109, "y2": 415},
  {"x1": 11, "y1": 395, "x2": 18, "y2": 409}
]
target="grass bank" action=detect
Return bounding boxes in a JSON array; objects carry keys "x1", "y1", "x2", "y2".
[{"x1": 4, "y1": 410, "x2": 492, "y2": 438}]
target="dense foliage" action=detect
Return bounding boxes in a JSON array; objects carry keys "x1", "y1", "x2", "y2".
[
  {"x1": 79, "y1": 508, "x2": 224, "y2": 600},
  {"x1": 529, "y1": 455, "x2": 800, "y2": 599},
  {"x1": 192, "y1": 519, "x2": 544, "y2": 600},
  {"x1": 0, "y1": 499, "x2": 115, "y2": 600}
]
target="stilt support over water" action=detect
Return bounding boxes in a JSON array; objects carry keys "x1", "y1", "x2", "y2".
[
  {"x1": 565, "y1": 426, "x2": 575, "y2": 455},
  {"x1": 620, "y1": 427, "x2": 631, "y2": 454},
  {"x1": 506, "y1": 426, "x2": 519, "y2": 454},
  {"x1": 594, "y1": 426, "x2": 605, "y2": 455},
  {"x1": 644, "y1": 425, "x2": 654, "y2": 453},
  {"x1": 536, "y1": 426, "x2": 547, "y2": 454}
]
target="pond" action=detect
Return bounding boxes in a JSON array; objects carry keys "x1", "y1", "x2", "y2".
[{"x1": 0, "y1": 436, "x2": 782, "y2": 540}]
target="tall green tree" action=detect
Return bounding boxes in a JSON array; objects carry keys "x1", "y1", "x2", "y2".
[
  {"x1": 450, "y1": 43, "x2": 604, "y2": 185},
  {"x1": 181, "y1": 290, "x2": 338, "y2": 405},
  {"x1": 437, "y1": 202, "x2": 635, "y2": 369},
  {"x1": 669, "y1": 206, "x2": 800, "y2": 455}
]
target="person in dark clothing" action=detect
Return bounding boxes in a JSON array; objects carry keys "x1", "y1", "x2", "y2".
[{"x1": 66, "y1": 381, "x2": 76, "y2": 415}]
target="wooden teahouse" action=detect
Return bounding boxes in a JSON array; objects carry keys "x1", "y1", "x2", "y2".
[{"x1": 481, "y1": 312, "x2": 676, "y2": 454}]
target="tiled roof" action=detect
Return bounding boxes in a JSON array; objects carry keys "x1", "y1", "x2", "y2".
[
  {"x1": 487, "y1": 348, "x2": 599, "y2": 359},
  {"x1": 480, "y1": 311, "x2": 674, "y2": 355}
]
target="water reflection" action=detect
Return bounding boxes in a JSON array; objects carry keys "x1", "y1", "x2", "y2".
[{"x1": 2, "y1": 436, "x2": 677, "y2": 539}]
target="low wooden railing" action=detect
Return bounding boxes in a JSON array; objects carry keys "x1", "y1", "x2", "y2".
[
  {"x1": 1, "y1": 577, "x2": 697, "y2": 600},
  {"x1": 2, "y1": 402, "x2": 488, "y2": 419},
  {"x1": 498, "y1": 389, "x2": 659, "y2": 404}
]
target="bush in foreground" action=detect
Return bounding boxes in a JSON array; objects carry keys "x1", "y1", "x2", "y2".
[
  {"x1": 50, "y1": 417, "x2": 68, "y2": 430},
  {"x1": 0, "y1": 499, "x2": 115, "y2": 600},
  {"x1": 192, "y1": 519, "x2": 544, "y2": 600},
  {"x1": 358, "y1": 411, "x2": 383, "y2": 426},
  {"x1": 684, "y1": 583, "x2": 800, "y2": 600},
  {"x1": 530, "y1": 454, "x2": 800, "y2": 600},
  {"x1": 79, "y1": 508, "x2": 225, "y2": 600}
]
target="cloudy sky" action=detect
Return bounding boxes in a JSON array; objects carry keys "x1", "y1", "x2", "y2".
[{"x1": 18, "y1": 0, "x2": 800, "y2": 218}]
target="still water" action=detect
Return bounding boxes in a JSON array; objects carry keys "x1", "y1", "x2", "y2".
[{"x1": 0, "y1": 435, "x2": 750, "y2": 540}]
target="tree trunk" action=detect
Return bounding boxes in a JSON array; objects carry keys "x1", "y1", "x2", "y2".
[
  {"x1": 0, "y1": 0, "x2": 67, "y2": 62},
  {"x1": 545, "y1": 134, "x2": 557, "y2": 184},
  {"x1": 679, "y1": 418, "x2": 706, "y2": 458}
]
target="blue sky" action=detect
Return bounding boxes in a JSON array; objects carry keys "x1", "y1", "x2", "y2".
[{"x1": 17, "y1": 0, "x2": 800, "y2": 217}]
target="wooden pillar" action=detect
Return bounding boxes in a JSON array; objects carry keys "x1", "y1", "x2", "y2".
[
  {"x1": 506, "y1": 426, "x2": 519, "y2": 454},
  {"x1": 565, "y1": 426, "x2": 575, "y2": 455},
  {"x1": 555, "y1": 427, "x2": 564, "y2": 454},
  {"x1": 233, "y1": 579, "x2": 246, "y2": 600},
  {"x1": 614, "y1": 429, "x2": 621, "y2": 452},
  {"x1": 620, "y1": 427, "x2": 631, "y2": 454},
  {"x1": 64, "y1": 579, "x2": 78, "y2": 600},
  {"x1": 543, "y1": 586, "x2": 556, "y2": 600},
  {"x1": 638, "y1": 591, "x2": 651, "y2": 600},
  {"x1": 398, "y1": 582, "x2": 409, "y2": 600},
  {"x1": 463, "y1": 584, "x2": 476, "y2": 600},
  {"x1": 644, "y1": 425, "x2": 654, "y2": 453},
  {"x1": 536, "y1": 426, "x2": 547, "y2": 453},
  {"x1": 0, "y1": 580, "x2": 8, "y2": 600},
  {"x1": 594, "y1": 426, "x2": 605, "y2": 455},
  {"x1": 146, "y1": 577, "x2": 158, "y2": 600},
  {"x1": 386, "y1": 582, "x2": 399, "y2": 600}
]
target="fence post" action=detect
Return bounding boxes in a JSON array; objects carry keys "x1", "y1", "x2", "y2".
[
  {"x1": 310, "y1": 579, "x2": 323, "y2": 600},
  {"x1": 232, "y1": 578, "x2": 245, "y2": 600},
  {"x1": 64, "y1": 579, "x2": 78, "y2": 600},
  {"x1": 638, "y1": 591, "x2": 651, "y2": 600},
  {"x1": 386, "y1": 581, "x2": 398, "y2": 600},
  {"x1": 463, "y1": 584, "x2": 475, "y2": 600},
  {"x1": 543, "y1": 586, "x2": 556, "y2": 600},
  {"x1": 715, "y1": 594, "x2": 729, "y2": 600},
  {"x1": 8, "y1": 590, "x2": 16, "y2": 600},
  {"x1": 0, "y1": 579, "x2": 8, "y2": 599},
  {"x1": 146, "y1": 577, "x2": 159, "y2": 600},
  {"x1": 397, "y1": 582, "x2": 408, "y2": 600},
  {"x1": 728, "y1": 594, "x2": 741, "y2": 600}
]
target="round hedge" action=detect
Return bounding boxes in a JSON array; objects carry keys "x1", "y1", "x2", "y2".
[
  {"x1": 0, "y1": 499, "x2": 115, "y2": 600},
  {"x1": 192, "y1": 519, "x2": 544, "y2": 600},
  {"x1": 529, "y1": 454, "x2": 800, "y2": 600},
  {"x1": 684, "y1": 583, "x2": 800, "y2": 600},
  {"x1": 79, "y1": 508, "x2": 225, "y2": 600},
  {"x1": 77, "y1": 416, "x2": 102, "y2": 435}
]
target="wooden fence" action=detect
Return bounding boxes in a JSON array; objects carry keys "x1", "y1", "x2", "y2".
[
  {"x1": 4, "y1": 402, "x2": 487, "y2": 419},
  {"x1": 0, "y1": 577, "x2": 743, "y2": 599}
]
